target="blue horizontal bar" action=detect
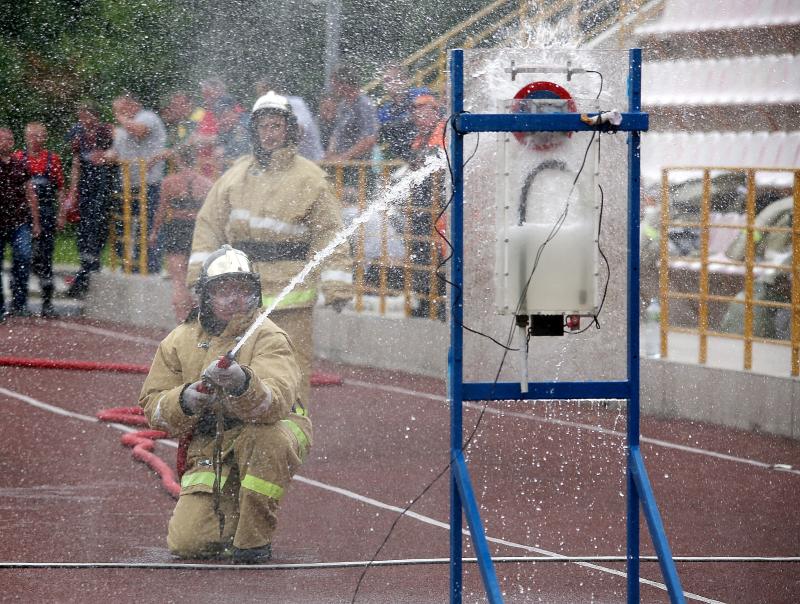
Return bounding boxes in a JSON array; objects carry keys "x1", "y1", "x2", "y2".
[
  {"x1": 462, "y1": 380, "x2": 631, "y2": 401},
  {"x1": 454, "y1": 112, "x2": 649, "y2": 134}
]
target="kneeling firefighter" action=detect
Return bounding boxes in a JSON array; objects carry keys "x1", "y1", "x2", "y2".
[
  {"x1": 139, "y1": 245, "x2": 311, "y2": 562},
  {"x1": 187, "y1": 90, "x2": 353, "y2": 409}
]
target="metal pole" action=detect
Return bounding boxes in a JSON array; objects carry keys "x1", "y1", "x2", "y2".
[
  {"x1": 626, "y1": 47, "x2": 642, "y2": 604},
  {"x1": 323, "y1": 0, "x2": 342, "y2": 90},
  {"x1": 448, "y1": 48, "x2": 465, "y2": 604},
  {"x1": 448, "y1": 47, "x2": 504, "y2": 604}
]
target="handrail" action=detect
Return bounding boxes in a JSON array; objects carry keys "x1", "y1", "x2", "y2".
[{"x1": 109, "y1": 158, "x2": 448, "y2": 321}]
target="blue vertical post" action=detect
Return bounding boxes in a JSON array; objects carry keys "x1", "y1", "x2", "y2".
[
  {"x1": 448, "y1": 48, "x2": 465, "y2": 604},
  {"x1": 626, "y1": 47, "x2": 643, "y2": 604},
  {"x1": 448, "y1": 48, "x2": 504, "y2": 604},
  {"x1": 626, "y1": 48, "x2": 686, "y2": 604}
]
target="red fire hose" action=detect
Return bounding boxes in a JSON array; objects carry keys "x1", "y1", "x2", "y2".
[
  {"x1": 0, "y1": 356, "x2": 344, "y2": 385},
  {"x1": 0, "y1": 356, "x2": 150, "y2": 373},
  {"x1": 96, "y1": 406, "x2": 181, "y2": 499},
  {"x1": 5, "y1": 354, "x2": 342, "y2": 497}
]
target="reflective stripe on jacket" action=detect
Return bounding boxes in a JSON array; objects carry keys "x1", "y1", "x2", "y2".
[{"x1": 187, "y1": 148, "x2": 353, "y2": 310}]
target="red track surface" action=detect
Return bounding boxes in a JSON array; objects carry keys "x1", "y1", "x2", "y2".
[{"x1": 1, "y1": 315, "x2": 798, "y2": 603}]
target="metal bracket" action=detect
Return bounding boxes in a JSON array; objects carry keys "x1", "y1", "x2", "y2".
[{"x1": 506, "y1": 59, "x2": 585, "y2": 81}]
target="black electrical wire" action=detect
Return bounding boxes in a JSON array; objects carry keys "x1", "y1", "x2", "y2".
[
  {"x1": 567, "y1": 182, "x2": 611, "y2": 335},
  {"x1": 566, "y1": 128, "x2": 611, "y2": 335},
  {"x1": 586, "y1": 70, "x2": 604, "y2": 100},
  {"x1": 435, "y1": 115, "x2": 519, "y2": 352},
  {"x1": 350, "y1": 115, "x2": 500, "y2": 604},
  {"x1": 351, "y1": 115, "x2": 512, "y2": 604}
]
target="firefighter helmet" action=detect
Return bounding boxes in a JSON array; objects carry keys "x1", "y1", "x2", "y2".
[
  {"x1": 250, "y1": 91, "x2": 298, "y2": 145},
  {"x1": 196, "y1": 245, "x2": 262, "y2": 331}
]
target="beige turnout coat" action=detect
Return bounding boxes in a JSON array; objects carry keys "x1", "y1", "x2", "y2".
[
  {"x1": 187, "y1": 148, "x2": 352, "y2": 310},
  {"x1": 139, "y1": 309, "x2": 311, "y2": 554},
  {"x1": 138, "y1": 308, "x2": 308, "y2": 442}
]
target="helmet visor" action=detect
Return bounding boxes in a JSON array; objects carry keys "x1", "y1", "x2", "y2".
[{"x1": 207, "y1": 277, "x2": 260, "y2": 319}]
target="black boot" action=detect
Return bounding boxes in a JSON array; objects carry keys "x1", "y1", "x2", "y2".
[
  {"x1": 232, "y1": 544, "x2": 272, "y2": 564},
  {"x1": 40, "y1": 284, "x2": 56, "y2": 318},
  {"x1": 66, "y1": 271, "x2": 89, "y2": 299}
]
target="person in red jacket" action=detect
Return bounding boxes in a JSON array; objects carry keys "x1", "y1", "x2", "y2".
[{"x1": 14, "y1": 122, "x2": 65, "y2": 317}]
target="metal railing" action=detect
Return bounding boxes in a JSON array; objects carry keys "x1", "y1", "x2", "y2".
[
  {"x1": 320, "y1": 160, "x2": 448, "y2": 320},
  {"x1": 657, "y1": 167, "x2": 799, "y2": 376},
  {"x1": 108, "y1": 159, "x2": 151, "y2": 275},
  {"x1": 109, "y1": 159, "x2": 448, "y2": 320}
]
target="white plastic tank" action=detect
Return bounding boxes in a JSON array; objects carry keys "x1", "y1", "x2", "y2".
[{"x1": 494, "y1": 95, "x2": 599, "y2": 316}]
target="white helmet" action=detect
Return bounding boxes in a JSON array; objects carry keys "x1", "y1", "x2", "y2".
[
  {"x1": 200, "y1": 244, "x2": 258, "y2": 285},
  {"x1": 196, "y1": 245, "x2": 262, "y2": 331},
  {"x1": 251, "y1": 91, "x2": 291, "y2": 116},
  {"x1": 250, "y1": 90, "x2": 298, "y2": 148}
]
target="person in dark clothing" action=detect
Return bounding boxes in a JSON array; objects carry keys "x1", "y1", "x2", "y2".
[
  {"x1": 376, "y1": 63, "x2": 430, "y2": 161},
  {"x1": 64, "y1": 102, "x2": 115, "y2": 299},
  {"x1": 15, "y1": 123, "x2": 65, "y2": 317},
  {"x1": 406, "y1": 94, "x2": 447, "y2": 320},
  {"x1": 0, "y1": 127, "x2": 40, "y2": 318}
]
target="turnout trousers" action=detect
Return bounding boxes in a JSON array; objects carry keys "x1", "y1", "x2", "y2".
[
  {"x1": 167, "y1": 417, "x2": 310, "y2": 557},
  {"x1": 269, "y1": 306, "x2": 314, "y2": 406}
]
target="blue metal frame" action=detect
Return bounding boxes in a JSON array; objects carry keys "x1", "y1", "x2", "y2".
[{"x1": 447, "y1": 48, "x2": 686, "y2": 604}]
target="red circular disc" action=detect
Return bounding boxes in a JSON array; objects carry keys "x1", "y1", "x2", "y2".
[{"x1": 511, "y1": 81, "x2": 576, "y2": 150}]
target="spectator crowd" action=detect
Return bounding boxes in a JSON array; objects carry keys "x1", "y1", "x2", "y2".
[{"x1": 1, "y1": 63, "x2": 448, "y2": 321}]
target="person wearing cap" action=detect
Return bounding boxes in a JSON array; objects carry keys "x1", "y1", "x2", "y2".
[
  {"x1": 187, "y1": 91, "x2": 353, "y2": 409},
  {"x1": 140, "y1": 245, "x2": 309, "y2": 563},
  {"x1": 409, "y1": 93, "x2": 446, "y2": 157}
]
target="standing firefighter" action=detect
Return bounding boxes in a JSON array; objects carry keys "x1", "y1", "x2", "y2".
[
  {"x1": 140, "y1": 245, "x2": 310, "y2": 562},
  {"x1": 188, "y1": 91, "x2": 352, "y2": 407}
]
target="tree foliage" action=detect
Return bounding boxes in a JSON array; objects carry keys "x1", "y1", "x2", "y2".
[
  {"x1": 0, "y1": 0, "x2": 494, "y2": 149},
  {"x1": 0, "y1": 0, "x2": 194, "y2": 144}
]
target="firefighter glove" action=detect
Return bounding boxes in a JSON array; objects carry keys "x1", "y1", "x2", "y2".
[
  {"x1": 204, "y1": 358, "x2": 248, "y2": 395},
  {"x1": 180, "y1": 381, "x2": 213, "y2": 416}
]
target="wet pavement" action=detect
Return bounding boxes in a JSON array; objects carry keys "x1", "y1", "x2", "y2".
[{"x1": 0, "y1": 315, "x2": 798, "y2": 603}]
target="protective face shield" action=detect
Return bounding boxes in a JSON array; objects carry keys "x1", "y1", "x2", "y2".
[
  {"x1": 207, "y1": 278, "x2": 261, "y2": 321},
  {"x1": 197, "y1": 245, "x2": 262, "y2": 332},
  {"x1": 250, "y1": 91, "x2": 299, "y2": 160}
]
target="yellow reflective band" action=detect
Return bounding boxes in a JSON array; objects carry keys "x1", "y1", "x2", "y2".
[
  {"x1": 241, "y1": 474, "x2": 284, "y2": 499},
  {"x1": 181, "y1": 471, "x2": 228, "y2": 490},
  {"x1": 282, "y1": 418, "x2": 309, "y2": 460},
  {"x1": 262, "y1": 288, "x2": 317, "y2": 309},
  {"x1": 642, "y1": 224, "x2": 659, "y2": 240}
]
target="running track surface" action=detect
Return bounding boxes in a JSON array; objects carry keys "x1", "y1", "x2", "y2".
[{"x1": 1, "y1": 315, "x2": 798, "y2": 603}]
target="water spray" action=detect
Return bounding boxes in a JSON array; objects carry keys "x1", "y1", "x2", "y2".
[{"x1": 229, "y1": 152, "x2": 447, "y2": 357}]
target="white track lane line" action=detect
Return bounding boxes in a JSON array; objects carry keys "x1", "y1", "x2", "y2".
[
  {"x1": 52, "y1": 320, "x2": 163, "y2": 346},
  {"x1": 343, "y1": 379, "x2": 800, "y2": 476},
  {"x1": 3, "y1": 385, "x2": 727, "y2": 603}
]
